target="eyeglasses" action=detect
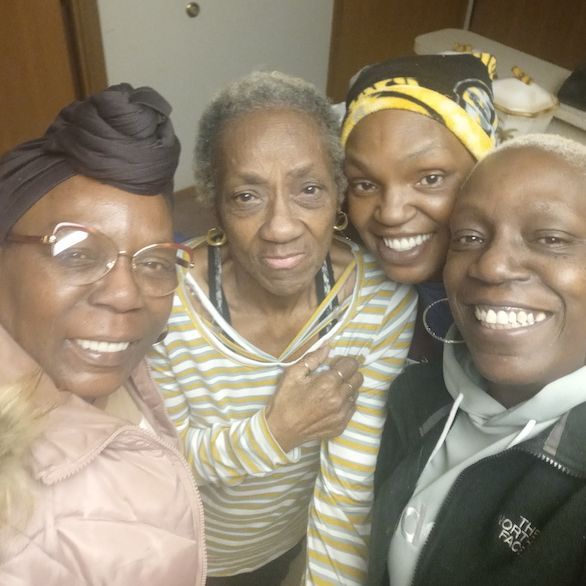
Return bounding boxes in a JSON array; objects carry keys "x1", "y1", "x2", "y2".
[{"x1": 5, "y1": 222, "x2": 194, "y2": 297}]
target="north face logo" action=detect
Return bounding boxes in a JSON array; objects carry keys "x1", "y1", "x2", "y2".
[{"x1": 497, "y1": 514, "x2": 540, "y2": 554}]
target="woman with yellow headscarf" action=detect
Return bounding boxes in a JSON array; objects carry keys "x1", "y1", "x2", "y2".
[{"x1": 342, "y1": 52, "x2": 497, "y2": 363}]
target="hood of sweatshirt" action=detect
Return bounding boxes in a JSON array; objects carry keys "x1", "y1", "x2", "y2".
[
  {"x1": 443, "y1": 340, "x2": 586, "y2": 438},
  {"x1": 419, "y1": 338, "x2": 586, "y2": 496}
]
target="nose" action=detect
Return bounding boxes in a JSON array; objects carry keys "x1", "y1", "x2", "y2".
[
  {"x1": 259, "y1": 192, "x2": 303, "y2": 243},
  {"x1": 375, "y1": 186, "x2": 417, "y2": 227},
  {"x1": 88, "y1": 256, "x2": 145, "y2": 312},
  {"x1": 467, "y1": 236, "x2": 530, "y2": 285}
]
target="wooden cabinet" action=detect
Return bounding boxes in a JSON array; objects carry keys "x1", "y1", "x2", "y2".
[
  {"x1": 469, "y1": 0, "x2": 586, "y2": 71},
  {"x1": 327, "y1": 0, "x2": 586, "y2": 103},
  {"x1": 327, "y1": 0, "x2": 469, "y2": 101}
]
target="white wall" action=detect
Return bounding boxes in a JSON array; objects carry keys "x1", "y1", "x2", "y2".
[{"x1": 97, "y1": 0, "x2": 334, "y2": 190}]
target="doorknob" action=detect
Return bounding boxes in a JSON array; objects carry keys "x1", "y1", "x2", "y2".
[{"x1": 185, "y1": 2, "x2": 200, "y2": 17}]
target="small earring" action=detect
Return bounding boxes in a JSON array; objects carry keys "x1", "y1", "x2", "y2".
[
  {"x1": 333, "y1": 210, "x2": 348, "y2": 232},
  {"x1": 206, "y1": 227, "x2": 227, "y2": 247},
  {"x1": 154, "y1": 329, "x2": 168, "y2": 344},
  {"x1": 422, "y1": 297, "x2": 465, "y2": 345}
]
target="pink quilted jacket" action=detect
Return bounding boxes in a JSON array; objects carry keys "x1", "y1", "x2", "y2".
[{"x1": 0, "y1": 359, "x2": 206, "y2": 585}]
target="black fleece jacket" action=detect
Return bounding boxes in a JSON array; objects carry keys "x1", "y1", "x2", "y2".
[{"x1": 368, "y1": 361, "x2": 586, "y2": 586}]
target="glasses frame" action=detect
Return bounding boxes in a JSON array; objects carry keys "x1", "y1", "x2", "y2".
[{"x1": 5, "y1": 222, "x2": 195, "y2": 296}]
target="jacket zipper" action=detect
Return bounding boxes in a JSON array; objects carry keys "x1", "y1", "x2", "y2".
[
  {"x1": 47, "y1": 423, "x2": 207, "y2": 584},
  {"x1": 161, "y1": 432, "x2": 208, "y2": 584},
  {"x1": 142, "y1": 359, "x2": 208, "y2": 583},
  {"x1": 408, "y1": 446, "x2": 582, "y2": 586},
  {"x1": 135, "y1": 425, "x2": 208, "y2": 585},
  {"x1": 143, "y1": 359, "x2": 208, "y2": 583},
  {"x1": 408, "y1": 458, "x2": 470, "y2": 586}
]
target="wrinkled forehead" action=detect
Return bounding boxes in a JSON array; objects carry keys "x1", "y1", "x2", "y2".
[
  {"x1": 218, "y1": 108, "x2": 327, "y2": 149},
  {"x1": 215, "y1": 109, "x2": 334, "y2": 175}
]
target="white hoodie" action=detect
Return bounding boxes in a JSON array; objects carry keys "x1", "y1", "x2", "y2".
[{"x1": 388, "y1": 341, "x2": 586, "y2": 586}]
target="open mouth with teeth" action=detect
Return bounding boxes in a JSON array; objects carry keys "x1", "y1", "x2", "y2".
[
  {"x1": 474, "y1": 305, "x2": 548, "y2": 330},
  {"x1": 75, "y1": 339, "x2": 131, "y2": 353},
  {"x1": 383, "y1": 233, "x2": 432, "y2": 252}
]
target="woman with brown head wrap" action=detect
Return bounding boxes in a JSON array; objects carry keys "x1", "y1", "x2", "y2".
[{"x1": 0, "y1": 84, "x2": 206, "y2": 585}]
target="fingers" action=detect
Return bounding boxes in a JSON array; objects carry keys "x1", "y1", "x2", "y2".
[
  {"x1": 298, "y1": 345, "x2": 330, "y2": 377},
  {"x1": 322, "y1": 356, "x2": 364, "y2": 411},
  {"x1": 343, "y1": 370, "x2": 363, "y2": 403},
  {"x1": 343, "y1": 383, "x2": 355, "y2": 402},
  {"x1": 269, "y1": 352, "x2": 363, "y2": 450},
  {"x1": 296, "y1": 354, "x2": 363, "y2": 401},
  {"x1": 328, "y1": 355, "x2": 360, "y2": 384},
  {"x1": 348, "y1": 370, "x2": 363, "y2": 394},
  {"x1": 303, "y1": 354, "x2": 363, "y2": 402},
  {"x1": 323, "y1": 394, "x2": 357, "y2": 440}
]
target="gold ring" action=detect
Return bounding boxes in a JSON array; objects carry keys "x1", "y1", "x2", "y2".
[
  {"x1": 303, "y1": 361, "x2": 311, "y2": 376},
  {"x1": 346, "y1": 383, "x2": 358, "y2": 403},
  {"x1": 334, "y1": 369, "x2": 345, "y2": 381}
]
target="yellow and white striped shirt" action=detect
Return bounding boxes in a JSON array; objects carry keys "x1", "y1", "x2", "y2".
[{"x1": 148, "y1": 239, "x2": 416, "y2": 582}]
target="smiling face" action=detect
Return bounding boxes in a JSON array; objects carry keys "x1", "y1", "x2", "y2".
[
  {"x1": 445, "y1": 147, "x2": 586, "y2": 406},
  {"x1": 345, "y1": 109, "x2": 475, "y2": 284},
  {"x1": 0, "y1": 175, "x2": 174, "y2": 400},
  {"x1": 214, "y1": 109, "x2": 338, "y2": 298}
]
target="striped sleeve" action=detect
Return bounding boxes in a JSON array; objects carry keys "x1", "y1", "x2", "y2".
[
  {"x1": 149, "y1": 342, "x2": 300, "y2": 487},
  {"x1": 305, "y1": 278, "x2": 417, "y2": 585}
]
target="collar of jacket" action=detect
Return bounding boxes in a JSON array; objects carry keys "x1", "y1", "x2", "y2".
[
  {"x1": 518, "y1": 401, "x2": 586, "y2": 477},
  {"x1": 414, "y1": 364, "x2": 586, "y2": 479},
  {"x1": 28, "y1": 361, "x2": 179, "y2": 485}
]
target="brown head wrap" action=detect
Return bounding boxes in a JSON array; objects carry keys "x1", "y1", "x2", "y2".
[{"x1": 0, "y1": 83, "x2": 180, "y2": 241}]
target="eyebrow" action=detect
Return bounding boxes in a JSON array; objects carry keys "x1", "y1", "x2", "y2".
[{"x1": 287, "y1": 163, "x2": 318, "y2": 179}]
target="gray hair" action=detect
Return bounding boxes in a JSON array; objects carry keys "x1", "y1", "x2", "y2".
[
  {"x1": 194, "y1": 70, "x2": 346, "y2": 207},
  {"x1": 489, "y1": 133, "x2": 586, "y2": 179}
]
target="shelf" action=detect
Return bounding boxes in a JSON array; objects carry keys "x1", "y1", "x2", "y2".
[{"x1": 414, "y1": 29, "x2": 586, "y2": 140}]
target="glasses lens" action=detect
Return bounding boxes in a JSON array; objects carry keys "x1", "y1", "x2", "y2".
[
  {"x1": 50, "y1": 227, "x2": 115, "y2": 285},
  {"x1": 132, "y1": 244, "x2": 189, "y2": 296}
]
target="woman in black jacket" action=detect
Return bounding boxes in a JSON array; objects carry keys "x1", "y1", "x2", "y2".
[{"x1": 369, "y1": 134, "x2": 586, "y2": 586}]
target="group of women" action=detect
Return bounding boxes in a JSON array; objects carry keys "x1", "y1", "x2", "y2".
[{"x1": 1, "y1": 49, "x2": 585, "y2": 586}]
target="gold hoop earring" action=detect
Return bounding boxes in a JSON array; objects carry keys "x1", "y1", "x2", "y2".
[
  {"x1": 154, "y1": 329, "x2": 168, "y2": 344},
  {"x1": 422, "y1": 298, "x2": 465, "y2": 345},
  {"x1": 206, "y1": 227, "x2": 227, "y2": 247},
  {"x1": 333, "y1": 210, "x2": 348, "y2": 232}
]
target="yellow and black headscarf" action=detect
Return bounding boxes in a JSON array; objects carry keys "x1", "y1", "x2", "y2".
[{"x1": 341, "y1": 53, "x2": 497, "y2": 160}]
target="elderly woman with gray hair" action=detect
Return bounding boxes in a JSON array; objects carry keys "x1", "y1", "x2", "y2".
[{"x1": 148, "y1": 71, "x2": 417, "y2": 585}]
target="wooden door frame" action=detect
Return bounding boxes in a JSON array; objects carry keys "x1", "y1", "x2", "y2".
[{"x1": 62, "y1": 0, "x2": 108, "y2": 97}]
